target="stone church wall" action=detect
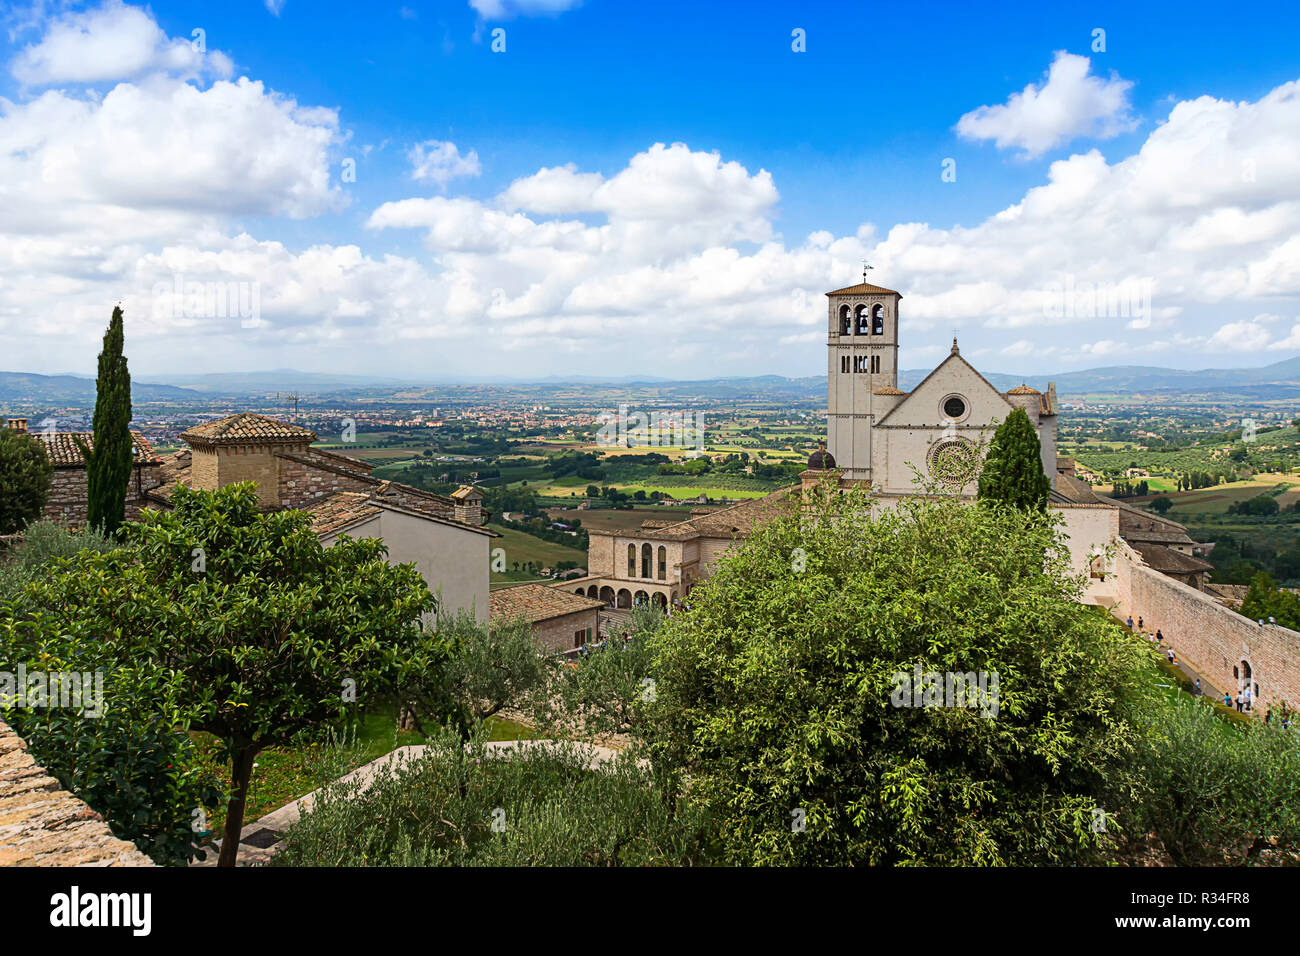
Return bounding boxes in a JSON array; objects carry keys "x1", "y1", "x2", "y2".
[
  {"x1": 42, "y1": 465, "x2": 162, "y2": 527},
  {"x1": 1115, "y1": 543, "x2": 1300, "y2": 709}
]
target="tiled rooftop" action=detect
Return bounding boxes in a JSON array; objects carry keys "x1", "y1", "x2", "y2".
[
  {"x1": 181, "y1": 413, "x2": 316, "y2": 444},
  {"x1": 489, "y1": 583, "x2": 604, "y2": 623},
  {"x1": 34, "y1": 430, "x2": 160, "y2": 467}
]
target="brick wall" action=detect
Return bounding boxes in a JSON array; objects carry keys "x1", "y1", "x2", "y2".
[
  {"x1": 0, "y1": 719, "x2": 153, "y2": 866},
  {"x1": 1115, "y1": 542, "x2": 1300, "y2": 709}
]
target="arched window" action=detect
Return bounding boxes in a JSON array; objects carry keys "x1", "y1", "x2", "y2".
[
  {"x1": 854, "y1": 304, "x2": 869, "y2": 335},
  {"x1": 641, "y1": 543, "x2": 652, "y2": 578},
  {"x1": 872, "y1": 304, "x2": 885, "y2": 335},
  {"x1": 627, "y1": 544, "x2": 636, "y2": 577},
  {"x1": 839, "y1": 305, "x2": 851, "y2": 336},
  {"x1": 657, "y1": 546, "x2": 667, "y2": 579}
]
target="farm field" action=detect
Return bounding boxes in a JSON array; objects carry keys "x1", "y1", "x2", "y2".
[
  {"x1": 543, "y1": 505, "x2": 702, "y2": 534},
  {"x1": 1123, "y1": 475, "x2": 1300, "y2": 517},
  {"x1": 488, "y1": 524, "x2": 587, "y2": 587}
]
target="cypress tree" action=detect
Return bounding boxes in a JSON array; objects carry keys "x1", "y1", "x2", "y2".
[
  {"x1": 81, "y1": 305, "x2": 134, "y2": 535},
  {"x1": 977, "y1": 406, "x2": 1049, "y2": 510}
]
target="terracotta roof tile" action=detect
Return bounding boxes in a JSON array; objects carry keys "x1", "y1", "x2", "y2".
[
  {"x1": 825, "y1": 282, "x2": 901, "y2": 297},
  {"x1": 489, "y1": 583, "x2": 603, "y2": 624},
  {"x1": 35, "y1": 431, "x2": 160, "y2": 467},
  {"x1": 874, "y1": 386, "x2": 906, "y2": 395},
  {"x1": 1006, "y1": 384, "x2": 1041, "y2": 395},
  {"x1": 182, "y1": 413, "x2": 316, "y2": 445}
]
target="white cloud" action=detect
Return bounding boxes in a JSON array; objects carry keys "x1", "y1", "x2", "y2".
[
  {"x1": 469, "y1": 0, "x2": 581, "y2": 20},
  {"x1": 3, "y1": 10, "x2": 1300, "y2": 380},
  {"x1": 265, "y1": 0, "x2": 286, "y2": 17},
  {"x1": 956, "y1": 52, "x2": 1137, "y2": 158},
  {"x1": 407, "y1": 140, "x2": 482, "y2": 189},
  {"x1": 11, "y1": 0, "x2": 232, "y2": 85}
]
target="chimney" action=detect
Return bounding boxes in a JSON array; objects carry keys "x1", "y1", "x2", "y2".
[
  {"x1": 5, "y1": 418, "x2": 27, "y2": 434},
  {"x1": 453, "y1": 486, "x2": 484, "y2": 526}
]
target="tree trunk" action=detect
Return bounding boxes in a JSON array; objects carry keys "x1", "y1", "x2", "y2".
[{"x1": 217, "y1": 747, "x2": 258, "y2": 868}]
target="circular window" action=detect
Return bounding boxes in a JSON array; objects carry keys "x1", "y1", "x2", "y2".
[
  {"x1": 943, "y1": 396, "x2": 967, "y2": 420},
  {"x1": 928, "y1": 438, "x2": 979, "y2": 486}
]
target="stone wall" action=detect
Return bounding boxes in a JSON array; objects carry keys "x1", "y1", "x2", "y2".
[
  {"x1": 277, "y1": 451, "x2": 375, "y2": 509},
  {"x1": 0, "y1": 719, "x2": 154, "y2": 866},
  {"x1": 531, "y1": 607, "x2": 600, "y2": 653},
  {"x1": 42, "y1": 464, "x2": 162, "y2": 527},
  {"x1": 1115, "y1": 542, "x2": 1300, "y2": 709}
]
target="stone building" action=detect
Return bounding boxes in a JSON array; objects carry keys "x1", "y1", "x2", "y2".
[
  {"x1": 556, "y1": 491, "x2": 796, "y2": 611},
  {"x1": 489, "y1": 583, "x2": 604, "y2": 652},
  {"x1": 5, "y1": 417, "x2": 163, "y2": 526},
  {"x1": 19, "y1": 411, "x2": 495, "y2": 624},
  {"x1": 816, "y1": 279, "x2": 1058, "y2": 501}
]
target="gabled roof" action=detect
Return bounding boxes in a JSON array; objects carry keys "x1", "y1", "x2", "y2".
[
  {"x1": 490, "y1": 583, "x2": 603, "y2": 624},
  {"x1": 182, "y1": 413, "x2": 316, "y2": 445},
  {"x1": 35, "y1": 431, "x2": 160, "y2": 467},
  {"x1": 875, "y1": 351, "x2": 1012, "y2": 427},
  {"x1": 1131, "y1": 542, "x2": 1215, "y2": 575},
  {"x1": 825, "y1": 282, "x2": 901, "y2": 297}
]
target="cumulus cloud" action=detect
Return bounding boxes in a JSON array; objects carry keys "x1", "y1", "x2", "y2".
[
  {"x1": 407, "y1": 140, "x2": 482, "y2": 189},
  {"x1": 956, "y1": 52, "x2": 1137, "y2": 158},
  {"x1": 11, "y1": 0, "x2": 232, "y2": 85},
  {"x1": 3, "y1": 5, "x2": 1300, "y2": 380}
]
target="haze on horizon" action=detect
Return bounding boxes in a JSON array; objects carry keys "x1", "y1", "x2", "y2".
[{"x1": 1, "y1": 0, "x2": 1299, "y2": 381}]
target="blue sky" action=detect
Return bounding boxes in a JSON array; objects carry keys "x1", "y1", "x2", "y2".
[{"x1": 1, "y1": 0, "x2": 1299, "y2": 381}]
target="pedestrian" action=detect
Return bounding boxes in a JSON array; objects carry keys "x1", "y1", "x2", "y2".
[
  {"x1": 1236, "y1": 692, "x2": 1244, "y2": 712},
  {"x1": 1224, "y1": 692, "x2": 1233, "y2": 708},
  {"x1": 1167, "y1": 648, "x2": 1174, "y2": 664},
  {"x1": 1155, "y1": 629, "x2": 1163, "y2": 644},
  {"x1": 1266, "y1": 709, "x2": 1272, "y2": 726},
  {"x1": 1195, "y1": 678, "x2": 1202, "y2": 696},
  {"x1": 1138, "y1": 616, "x2": 1144, "y2": 630},
  {"x1": 1244, "y1": 687, "x2": 1252, "y2": 712},
  {"x1": 1126, "y1": 615, "x2": 1134, "y2": 629}
]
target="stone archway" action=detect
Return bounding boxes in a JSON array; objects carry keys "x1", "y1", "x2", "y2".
[
  {"x1": 616, "y1": 588, "x2": 632, "y2": 609},
  {"x1": 599, "y1": 586, "x2": 615, "y2": 605},
  {"x1": 587, "y1": 585, "x2": 599, "y2": 599},
  {"x1": 634, "y1": 590, "x2": 649, "y2": 607},
  {"x1": 652, "y1": 592, "x2": 667, "y2": 610}
]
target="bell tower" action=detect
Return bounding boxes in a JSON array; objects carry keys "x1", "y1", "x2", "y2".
[{"x1": 825, "y1": 274, "x2": 902, "y2": 483}]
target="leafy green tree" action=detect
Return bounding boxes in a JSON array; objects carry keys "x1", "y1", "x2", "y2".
[
  {"x1": 415, "y1": 610, "x2": 553, "y2": 741},
  {"x1": 1125, "y1": 689, "x2": 1300, "y2": 864},
  {"x1": 646, "y1": 481, "x2": 1145, "y2": 865},
  {"x1": 1150, "y1": 496, "x2": 1174, "y2": 515},
  {"x1": 0, "y1": 426, "x2": 53, "y2": 534},
  {"x1": 0, "y1": 612, "x2": 219, "y2": 865},
  {"x1": 1241, "y1": 572, "x2": 1300, "y2": 630},
  {"x1": 78, "y1": 306, "x2": 134, "y2": 535},
  {"x1": 977, "y1": 408, "x2": 1049, "y2": 510},
  {"x1": 24, "y1": 483, "x2": 444, "y2": 866}
]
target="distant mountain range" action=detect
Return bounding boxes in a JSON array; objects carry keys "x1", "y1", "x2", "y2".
[
  {"x1": 3, "y1": 356, "x2": 1299, "y2": 404},
  {"x1": 0, "y1": 371, "x2": 199, "y2": 403}
]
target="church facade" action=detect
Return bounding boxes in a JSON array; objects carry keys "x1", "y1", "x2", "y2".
[{"x1": 811, "y1": 280, "x2": 1057, "y2": 501}]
